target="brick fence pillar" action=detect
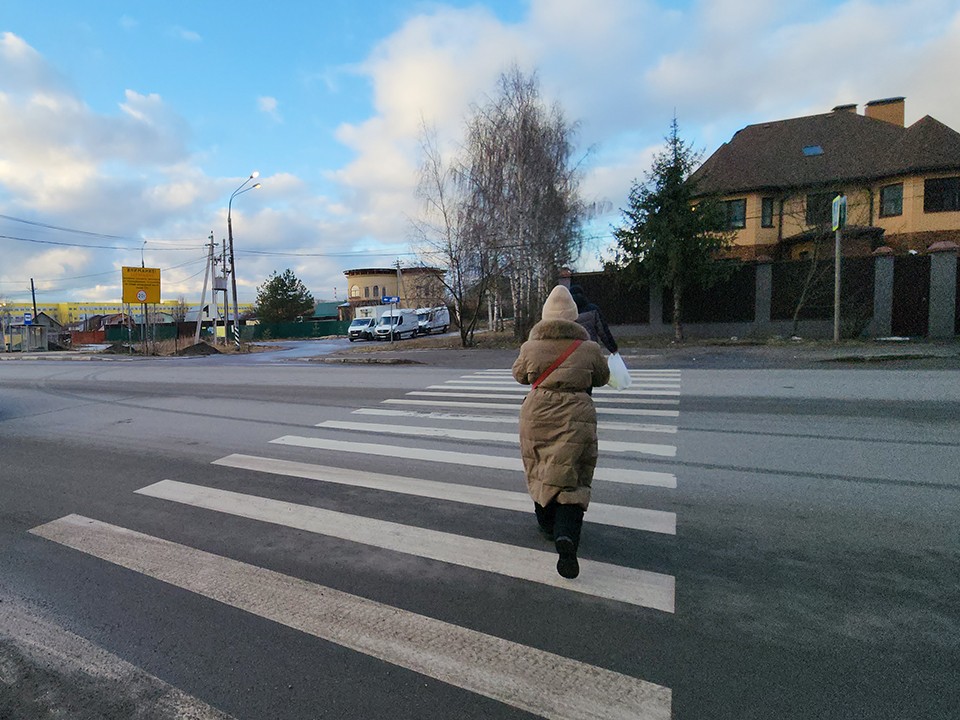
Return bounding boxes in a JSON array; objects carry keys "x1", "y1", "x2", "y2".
[
  {"x1": 870, "y1": 247, "x2": 894, "y2": 338},
  {"x1": 649, "y1": 284, "x2": 665, "y2": 332},
  {"x1": 754, "y1": 257, "x2": 772, "y2": 333},
  {"x1": 927, "y1": 241, "x2": 958, "y2": 339}
]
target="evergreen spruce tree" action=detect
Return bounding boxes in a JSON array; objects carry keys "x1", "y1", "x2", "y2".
[
  {"x1": 613, "y1": 119, "x2": 733, "y2": 341},
  {"x1": 254, "y1": 269, "x2": 316, "y2": 323}
]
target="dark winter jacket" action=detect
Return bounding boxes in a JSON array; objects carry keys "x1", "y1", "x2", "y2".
[
  {"x1": 575, "y1": 307, "x2": 618, "y2": 354},
  {"x1": 570, "y1": 287, "x2": 618, "y2": 354},
  {"x1": 512, "y1": 319, "x2": 610, "y2": 510}
]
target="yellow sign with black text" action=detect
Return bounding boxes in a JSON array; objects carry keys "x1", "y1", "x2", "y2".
[{"x1": 122, "y1": 266, "x2": 161, "y2": 304}]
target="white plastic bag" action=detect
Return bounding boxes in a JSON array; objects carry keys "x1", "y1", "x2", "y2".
[{"x1": 606, "y1": 352, "x2": 632, "y2": 390}]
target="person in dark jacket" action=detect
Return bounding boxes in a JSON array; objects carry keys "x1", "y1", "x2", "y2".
[
  {"x1": 512, "y1": 285, "x2": 610, "y2": 579},
  {"x1": 570, "y1": 285, "x2": 618, "y2": 354}
]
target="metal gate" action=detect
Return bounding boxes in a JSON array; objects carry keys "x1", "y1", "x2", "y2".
[{"x1": 891, "y1": 255, "x2": 930, "y2": 337}]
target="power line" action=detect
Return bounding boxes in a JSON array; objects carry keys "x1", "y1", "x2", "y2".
[
  {"x1": 0, "y1": 234, "x2": 205, "y2": 252},
  {"x1": 0, "y1": 213, "x2": 204, "y2": 246},
  {"x1": 238, "y1": 248, "x2": 419, "y2": 258}
]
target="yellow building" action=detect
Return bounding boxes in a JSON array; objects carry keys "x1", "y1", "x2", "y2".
[
  {"x1": 342, "y1": 266, "x2": 445, "y2": 317},
  {"x1": 0, "y1": 300, "x2": 254, "y2": 326},
  {"x1": 691, "y1": 97, "x2": 960, "y2": 260}
]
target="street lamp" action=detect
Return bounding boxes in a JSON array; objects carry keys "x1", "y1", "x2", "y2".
[{"x1": 227, "y1": 171, "x2": 261, "y2": 350}]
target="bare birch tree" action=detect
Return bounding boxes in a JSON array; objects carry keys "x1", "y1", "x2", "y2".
[
  {"x1": 466, "y1": 67, "x2": 585, "y2": 340},
  {"x1": 411, "y1": 66, "x2": 585, "y2": 343},
  {"x1": 410, "y1": 122, "x2": 496, "y2": 346}
]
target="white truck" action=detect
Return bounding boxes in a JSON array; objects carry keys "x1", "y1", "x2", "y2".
[
  {"x1": 416, "y1": 306, "x2": 450, "y2": 335},
  {"x1": 374, "y1": 308, "x2": 419, "y2": 340},
  {"x1": 348, "y1": 305, "x2": 388, "y2": 341}
]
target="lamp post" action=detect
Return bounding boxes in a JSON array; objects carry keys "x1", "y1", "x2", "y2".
[{"x1": 227, "y1": 171, "x2": 261, "y2": 350}]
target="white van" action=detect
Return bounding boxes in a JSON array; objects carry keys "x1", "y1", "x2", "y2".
[
  {"x1": 347, "y1": 317, "x2": 377, "y2": 341},
  {"x1": 416, "y1": 306, "x2": 450, "y2": 335},
  {"x1": 374, "y1": 308, "x2": 419, "y2": 340}
]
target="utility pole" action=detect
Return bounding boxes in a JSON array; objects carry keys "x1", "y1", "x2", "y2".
[
  {"x1": 395, "y1": 260, "x2": 403, "y2": 306},
  {"x1": 220, "y1": 238, "x2": 228, "y2": 345},
  {"x1": 30, "y1": 278, "x2": 37, "y2": 318},
  {"x1": 195, "y1": 233, "x2": 215, "y2": 345}
]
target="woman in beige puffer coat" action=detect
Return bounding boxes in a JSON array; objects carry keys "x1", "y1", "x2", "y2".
[{"x1": 512, "y1": 285, "x2": 610, "y2": 578}]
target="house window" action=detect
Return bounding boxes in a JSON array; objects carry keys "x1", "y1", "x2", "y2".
[
  {"x1": 805, "y1": 192, "x2": 837, "y2": 227},
  {"x1": 350, "y1": 285, "x2": 360, "y2": 298},
  {"x1": 924, "y1": 176, "x2": 960, "y2": 213},
  {"x1": 761, "y1": 197, "x2": 775, "y2": 228},
  {"x1": 364, "y1": 286, "x2": 370, "y2": 298},
  {"x1": 722, "y1": 199, "x2": 746, "y2": 229},
  {"x1": 880, "y1": 183, "x2": 903, "y2": 217},
  {"x1": 373, "y1": 285, "x2": 380, "y2": 297}
]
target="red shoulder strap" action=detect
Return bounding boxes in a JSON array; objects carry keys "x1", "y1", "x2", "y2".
[{"x1": 532, "y1": 339, "x2": 583, "y2": 389}]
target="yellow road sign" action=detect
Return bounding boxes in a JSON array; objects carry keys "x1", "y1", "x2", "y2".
[{"x1": 122, "y1": 266, "x2": 161, "y2": 304}]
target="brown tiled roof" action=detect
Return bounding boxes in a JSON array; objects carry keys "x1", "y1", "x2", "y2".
[{"x1": 690, "y1": 111, "x2": 960, "y2": 196}]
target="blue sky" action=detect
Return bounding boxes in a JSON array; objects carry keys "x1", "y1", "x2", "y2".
[{"x1": 2, "y1": 0, "x2": 959, "y2": 305}]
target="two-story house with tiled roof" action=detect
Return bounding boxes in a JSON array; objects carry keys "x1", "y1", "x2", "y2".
[{"x1": 689, "y1": 97, "x2": 960, "y2": 260}]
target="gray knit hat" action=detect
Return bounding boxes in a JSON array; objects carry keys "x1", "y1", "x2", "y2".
[{"x1": 540, "y1": 285, "x2": 578, "y2": 322}]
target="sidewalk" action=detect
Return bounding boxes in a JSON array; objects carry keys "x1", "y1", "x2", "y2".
[{"x1": 3, "y1": 337, "x2": 959, "y2": 369}]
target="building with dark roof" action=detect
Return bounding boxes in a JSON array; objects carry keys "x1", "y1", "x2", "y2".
[{"x1": 689, "y1": 97, "x2": 960, "y2": 260}]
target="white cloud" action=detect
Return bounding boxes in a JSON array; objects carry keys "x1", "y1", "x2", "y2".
[
  {"x1": 257, "y1": 96, "x2": 282, "y2": 122},
  {"x1": 172, "y1": 26, "x2": 202, "y2": 43}
]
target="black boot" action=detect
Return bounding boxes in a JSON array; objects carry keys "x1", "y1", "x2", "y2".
[
  {"x1": 534, "y1": 502, "x2": 556, "y2": 539},
  {"x1": 553, "y1": 504, "x2": 584, "y2": 579}
]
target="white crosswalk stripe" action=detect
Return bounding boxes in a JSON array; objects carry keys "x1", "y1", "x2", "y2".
[
  {"x1": 446, "y1": 376, "x2": 681, "y2": 387},
  {"x1": 429, "y1": 384, "x2": 682, "y2": 396},
  {"x1": 352, "y1": 407, "x2": 679, "y2": 434},
  {"x1": 29, "y1": 365, "x2": 684, "y2": 719},
  {"x1": 31, "y1": 515, "x2": 671, "y2": 720},
  {"x1": 270, "y1": 435, "x2": 678, "y2": 488},
  {"x1": 212, "y1": 453, "x2": 677, "y2": 534},
  {"x1": 384, "y1": 398, "x2": 680, "y2": 417},
  {"x1": 134, "y1": 480, "x2": 675, "y2": 611},
  {"x1": 315, "y1": 420, "x2": 678, "y2": 456},
  {"x1": 407, "y1": 390, "x2": 680, "y2": 405}
]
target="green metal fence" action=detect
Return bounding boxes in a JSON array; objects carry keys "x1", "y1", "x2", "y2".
[
  {"x1": 106, "y1": 320, "x2": 350, "y2": 343},
  {"x1": 249, "y1": 320, "x2": 350, "y2": 340}
]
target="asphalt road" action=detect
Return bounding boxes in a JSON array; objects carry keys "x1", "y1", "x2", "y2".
[{"x1": 1, "y1": 343, "x2": 958, "y2": 719}]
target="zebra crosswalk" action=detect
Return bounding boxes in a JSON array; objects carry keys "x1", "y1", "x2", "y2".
[{"x1": 29, "y1": 366, "x2": 683, "y2": 720}]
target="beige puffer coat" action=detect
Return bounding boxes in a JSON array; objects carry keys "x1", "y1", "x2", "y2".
[{"x1": 512, "y1": 319, "x2": 610, "y2": 510}]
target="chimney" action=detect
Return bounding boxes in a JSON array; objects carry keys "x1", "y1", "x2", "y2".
[
  {"x1": 865, "y1": 97, "x2": 905, "y2": 126},
  {"x1": 832, "y1": 104, "x2": 857, "y2": 114}
]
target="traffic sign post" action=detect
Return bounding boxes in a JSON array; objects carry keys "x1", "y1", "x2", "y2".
[
  {"x1": 832, "y1": 194, "x2": 847, "y2": 342},
  {"x1": 122, "y1": 267, "x2": 161, "y2": 304},
  {"x1": 23, "y1": 312, "x2": 32, "y2": 326},
  {"x1": 381, "y1": 296, "x2": 400, "y2": 343}
]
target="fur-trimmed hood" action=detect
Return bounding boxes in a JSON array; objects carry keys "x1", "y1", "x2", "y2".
[{"x1": 528, "y1": 319, "x2": 589, "y2": 342}]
